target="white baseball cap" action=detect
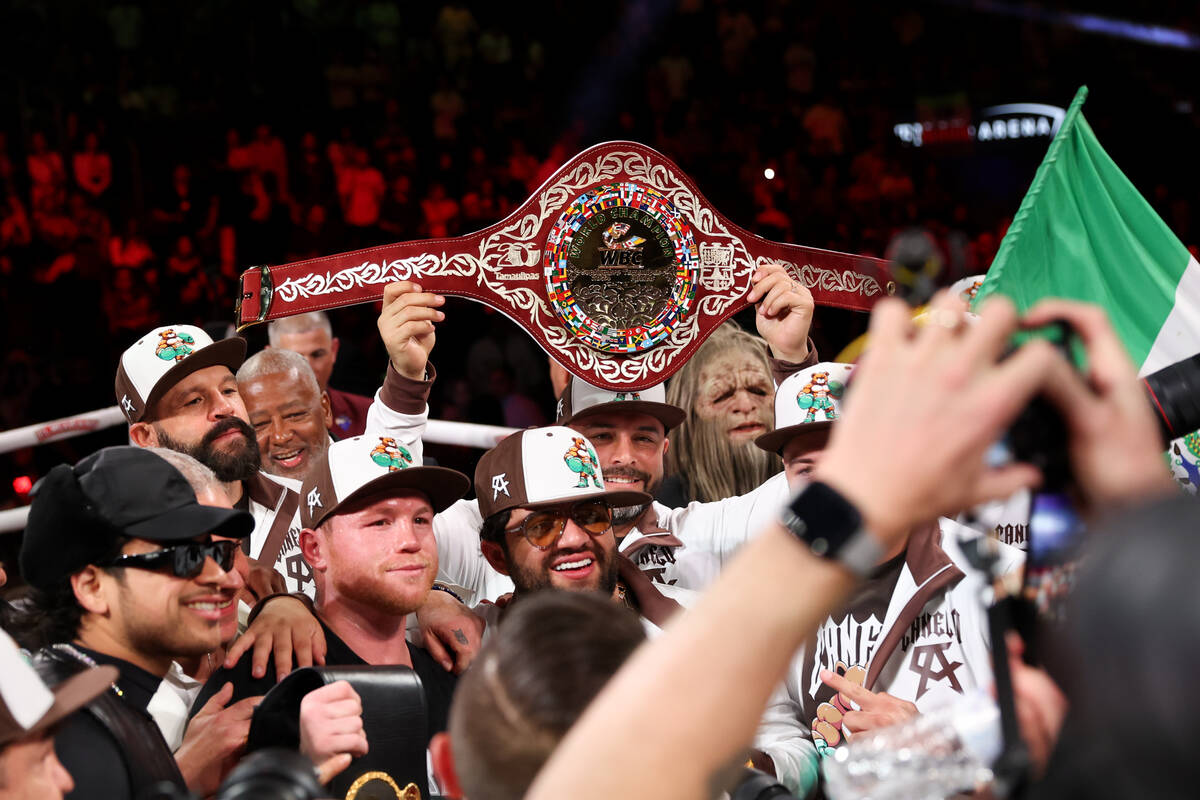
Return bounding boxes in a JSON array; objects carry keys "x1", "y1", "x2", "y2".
[
  {"x1": 474, "y1": 426, "x2": 652, "y2": 519},
  {"x1": 555, "y1": 376, "x2": 685, "y2": 431},
  {"x1": 0, "y1": 629, "x2": 115, "y2": 748},
  {"x1": 300, "y1": 435, "x2": 470, "y2": 529},
  {"x1": 950, "y1": 274, "x2": 987, "y2": 304},
  {"x1": 114, "y1": 324, "x2": 247, "y2": 423},
  {"x1": 755, "y1": 362, "x2": 854, "y2": 453}
]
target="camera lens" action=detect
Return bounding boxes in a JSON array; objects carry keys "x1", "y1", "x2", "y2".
[{"x1": 1142, "y1": 353, "x2": 1200, "y2": 443}]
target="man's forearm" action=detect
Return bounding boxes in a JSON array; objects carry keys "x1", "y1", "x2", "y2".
[{"x1": 527, "y1": 522, "x2": 860, "y2": 800}]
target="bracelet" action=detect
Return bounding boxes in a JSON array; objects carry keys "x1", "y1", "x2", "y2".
[{"x1": 430, "y1": 583, "x2": 464, "y2": 603}]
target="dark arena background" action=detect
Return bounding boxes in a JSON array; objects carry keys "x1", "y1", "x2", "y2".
[{"x1": 0, "y1": 0, "x2": 1197, "y2": 527}]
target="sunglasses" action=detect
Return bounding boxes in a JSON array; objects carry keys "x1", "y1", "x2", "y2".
[
  {"x1": 99, "y1": 540, "x2": 238, "y2": 578},
  {"x1": 505, "y1": 499, "x2": 614, "y2": 550}
]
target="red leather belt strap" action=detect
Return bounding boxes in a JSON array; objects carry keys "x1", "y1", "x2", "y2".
[{"x1": 236, "y1": 141, "x2": 892, "y2": 391}]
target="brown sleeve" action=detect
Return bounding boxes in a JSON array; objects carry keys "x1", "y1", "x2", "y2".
[
  {"x1": 379, "y1": 361, "x2": 437, "y2": 414},
  {"x1": 769, "y1": 338, "x2": 819, "y2": 386}
]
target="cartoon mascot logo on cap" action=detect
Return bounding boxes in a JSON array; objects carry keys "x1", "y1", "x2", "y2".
[
  {"x1": 155, "y1": 329, "x2": 196, "y2": 362},
  {"x1": 564, "y1": 437, "x2": 602, "y2": 489},
  {"x1": 613, "y1": 392, "x2": 641, "y2": 401},
  {"x1": 797, "y1": 371, "x2": 845, "y2": 423},
  {"x1": 811, "y1": 662, "x2": 867, "y2": 756},
  {"x1": 370, "y1": 437, "x2": 413, "y2": 472}
]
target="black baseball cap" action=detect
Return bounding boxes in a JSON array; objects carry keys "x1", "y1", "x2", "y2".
[{"x1": 20, "y1": 446, "x2": 254, "y2": 592}]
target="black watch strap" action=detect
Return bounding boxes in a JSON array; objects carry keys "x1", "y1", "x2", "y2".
[{"x1": 781, "y1": 481, "x2": 883, "y2": 577}]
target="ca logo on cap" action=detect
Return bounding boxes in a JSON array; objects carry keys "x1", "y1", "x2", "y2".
[
  {"x1": 491, "y1": 473, "x2": 510, "y2": 500},
  {"x1": 306, "y1": 487, "x2": 322, "y2": 514},
  {"x1": 370, "y1": 437, "x2": 412, "y2": 472}
]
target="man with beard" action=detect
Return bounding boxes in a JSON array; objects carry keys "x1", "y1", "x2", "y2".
[
  {"x1": 115, "y1": 284, "x2": 437, "y2": 596},
  {"x1": 423, "y1": 263, "x2": 817, "y2": 603},
  {"x1": 193, "y1": 435, "x2": 469, "y2": 762},
  {"x1": 470, "y1": 426, "x2": 689, "y2": 634},
  {"x1": 116, "y1": 324, "x2": 306, "y2": 593}
]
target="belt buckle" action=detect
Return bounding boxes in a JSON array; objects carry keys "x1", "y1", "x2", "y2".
[{"x1": 235, "y1": 265, "x2": 274, "y2": 331}]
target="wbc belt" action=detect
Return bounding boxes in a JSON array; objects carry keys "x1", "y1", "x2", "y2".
[{"x1": 236, "y1": 140, "x2": 893, "y2": 391}]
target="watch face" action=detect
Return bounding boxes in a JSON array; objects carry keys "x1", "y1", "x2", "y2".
[{"x1": 786, "y1": 481, "x2": 864, "y2": 551}]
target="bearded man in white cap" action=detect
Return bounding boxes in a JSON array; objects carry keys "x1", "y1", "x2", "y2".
[{"x1": 379, "y1": 264, "x2": 821, "y2": 605}]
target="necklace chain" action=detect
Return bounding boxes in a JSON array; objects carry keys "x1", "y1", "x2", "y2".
[{"x1": 51, "y1": 643, "x2": 125, "y2": 698}]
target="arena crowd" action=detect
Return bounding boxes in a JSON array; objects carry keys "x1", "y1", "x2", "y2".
[{"x1": 3, "y1": 3, "x2": 1200, "y2": 800}]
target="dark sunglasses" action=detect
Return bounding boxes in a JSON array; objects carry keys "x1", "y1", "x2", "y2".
[
  {"x1": 505, "y1": 499, "x2": 613, "y2": 550},
  {"x1": 99, "y1": 540, "x2": 238, "y2": 578}
]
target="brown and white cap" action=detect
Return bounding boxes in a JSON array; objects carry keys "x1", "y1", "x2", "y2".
[
  {"x1": 114, "y1": 324, "x2": 247, "y2": 423},
  {"x1": 555, "y1": 376, "x2": 684, "y2": 431},
  {"x1": 755, "y1": 362, "x2": 855, "y2": 453},
  {"x1": 0, "y1": 628, "x2": 116, "y2": 749},
  {"x1": 300, "y1": 434, "x2": 470, "y2": 529},
  {"x1": 474, "y1": 425, "x2": 652, "y2": 520}
]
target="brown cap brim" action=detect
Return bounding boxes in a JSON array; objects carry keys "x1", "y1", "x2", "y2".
[
  {"x1": 495, "y1": 487, "x2": 652, "y2": 518},
  {"x1": 120, "y1": 337, "x2": 247, "y2": 423},
  {"x1": 559, "y1": 400, "x2": 686, "y2": 433},
  {"x1": 309, "y1": 466, "x2": 471, "y2": 529},
  {"x1": 4, "y1": 665, "x2": 118, "y2": 747},
  {"x1": 755, "y1": 420, "x2": 834, "y2": 454}
]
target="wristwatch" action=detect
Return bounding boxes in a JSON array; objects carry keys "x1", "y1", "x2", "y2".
[{"x1": 780, "y1": 481, "x2": 884, "y2": 577}]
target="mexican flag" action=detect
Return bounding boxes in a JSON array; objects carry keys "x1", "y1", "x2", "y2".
[
  {"x1": 973, "y1": 86, "x2": 1200, "y2": 378},
  {"x1": 974, "y1": 86, "x2": 1200, "y2": 490}
]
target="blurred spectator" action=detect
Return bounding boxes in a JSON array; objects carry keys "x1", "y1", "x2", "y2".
[
  {"x1": 71, "y1": 132, "x2": 112, "y2": 200},
  {"x1": 109, "y1": 218, "x2": 154, "y2": 272},
  {"x1": 420, "y1": 182, "x2": 459, "y2": 238},
  {"x1": 292, "y1": 131, "x2": 334, "y2": 210},
  {"x1": 379, "y1": 175, "x2": 420, "y2": 238},
  {"x1": 803, "y1": 96, "x2": 848, "y2": 156},
  {"x1": 337, "y1": 146, "x2": 385, "y2": 246},
  {"x1": 288, "y1": 203, "x2": 335, "y2": 259},
  {"x1": 151, "y1": 164, "x2": 217, "y2": 244},
  {"x1": 246, "y1": 123, "x2": 289, "y2": 200},
  {"x1": 0, "y1": 194, "x2": 32, "y2": 251},
  {"x1": 488, "y1": 366, "x2": 546, "y2": 429},
  {"x1": 26, "y1": 131, "x2": 66, "y2": 214},
  {"x1": 435, "y1": 3, "x2": 478, "y2": 69},
  {"x1": 103, "y1": 267, "x2": 157, "y2": 336},
  {"x1": 161, "y1": 234, "x2": 214, "y2": 321},
  {"x1": 430, "y1": 76, "x2": 466, "y2": 142}
]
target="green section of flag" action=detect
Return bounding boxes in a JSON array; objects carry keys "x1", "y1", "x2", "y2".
[{"x1": 973, "y1": 86, "x2": 1191, "y2": 369}]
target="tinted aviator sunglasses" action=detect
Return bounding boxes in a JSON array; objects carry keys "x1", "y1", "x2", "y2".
[
  {"x1": 505, "y1": 499, "x2": 614, "y2": 550},
  {"x1": 99, "y1": 540, "x2": 238, "y2": 578}
]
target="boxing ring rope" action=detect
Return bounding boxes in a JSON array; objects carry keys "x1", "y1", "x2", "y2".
[{"x1": 0, "y1": 407, "x2": 517, "y2": 533}]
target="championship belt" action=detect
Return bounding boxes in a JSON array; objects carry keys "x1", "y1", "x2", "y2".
[{"x1": 236, "y1": 141, "x2": 893, "y2": 390}]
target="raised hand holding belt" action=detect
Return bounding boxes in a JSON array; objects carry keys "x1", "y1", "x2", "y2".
[{"x1": 237, "y1": 140, "x2": 893, "y2": 391}]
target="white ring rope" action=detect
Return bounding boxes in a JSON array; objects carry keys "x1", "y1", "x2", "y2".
[{"x1": 0, "y1": 408, "x2": 517, "y2": 532}]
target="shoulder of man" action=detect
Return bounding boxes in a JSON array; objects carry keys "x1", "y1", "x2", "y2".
[
  {"x1": 406, "y1": 642, "x2": 458, "y2": 737},
  {"x1": 53, "y1": 708, "x2": 133, "y2": 800},
  {"x1": 191, "y1": 654, "x2": 278, "y2": 717}
]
